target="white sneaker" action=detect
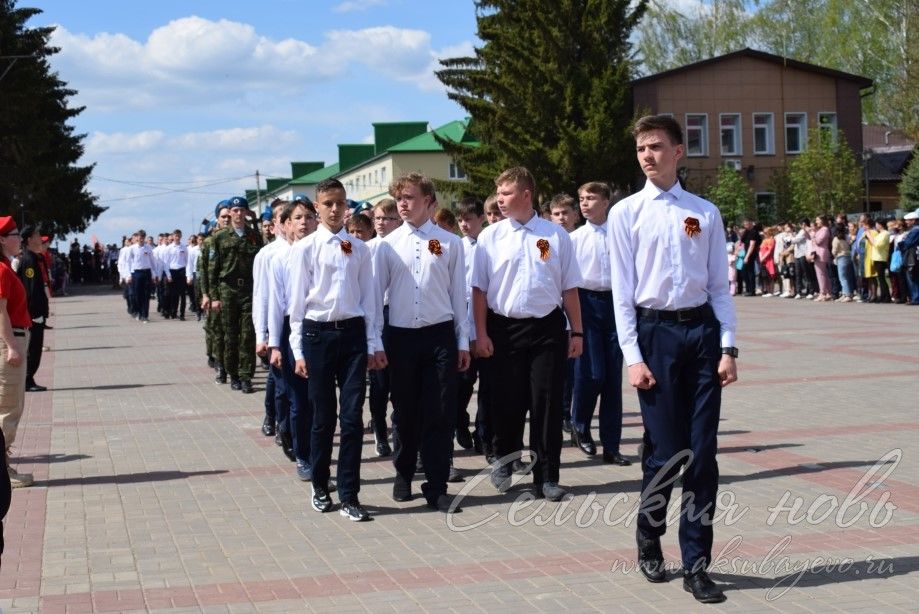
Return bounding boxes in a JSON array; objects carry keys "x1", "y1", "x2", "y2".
[{"x1": 794, "y1": 294, "x2": 803, "y2": 299}]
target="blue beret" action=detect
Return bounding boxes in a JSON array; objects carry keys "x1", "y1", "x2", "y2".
[
  {"x1": 293, "y1": 193, "x2": 312, "y2": 205},
  {"x1": 228, "y1": 196, "x2": 249, "y2": 210},
  {"x1": 215, "y1": 199, "x2": 230, "y2": 218},
  {"x1": 260, "y1": 208, "x2": 273, "y2": 221}
]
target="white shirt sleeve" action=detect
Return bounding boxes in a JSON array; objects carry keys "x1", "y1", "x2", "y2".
[
  {"x1": 287, "y1": 240, "x2": 310, "y2": 362},
  {"x1": 609, "y1": 204, "x2": 644, "y2": 366},
  {"x1": 707, "y1": 211, "x2": 737, "y2": 349}
]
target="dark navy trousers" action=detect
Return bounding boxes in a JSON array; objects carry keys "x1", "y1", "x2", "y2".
[
  {"x1": 280, "y1": 316, "x2": 310, "y2": 464},
  {"x1": 368, "y1": 306, "x2": 390, "y2": 442},
  {"x1": 304, "y1": 319, "x2": 367, "y2": 504},
  {"x1": 571, "y1": 289, "x2": 624, "y2": 452},
  {"x1": 387, "y1": 321, "x2": 457, "y2": 504},
  {"x1": 635, "y1": 305, "x2": 721, "y2": 573},
  {"x1": 130, "y1": 269, "x2": 152, "y2": 319},
  {"x1": 487, "y1": 308, "x2": 567, "y2": 485}
]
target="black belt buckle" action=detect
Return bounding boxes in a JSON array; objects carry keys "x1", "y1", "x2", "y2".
[
  {"x1": 236, "y1": 278, "x2": 245, "y2": 288},
  {"x1": 676, "y1": 308, "x2": 694, "y2": 323}
]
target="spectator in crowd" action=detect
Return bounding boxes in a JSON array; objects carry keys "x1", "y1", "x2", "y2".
[
  {"x1": 864, "y1": 217, "x2": 891, "y2": 303},
  {"x1": 758, "y1": 227, "x2": 777, "y2": 296},
  {"x1": 812, "y1": 215, "x2": 832, "y2": 301},
  {"x1": 832, "y1": 224, "x2": 855, "y2": 302}
]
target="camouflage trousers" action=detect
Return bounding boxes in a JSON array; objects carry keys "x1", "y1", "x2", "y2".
[
  {"x1": 205, "y1": 307, "x2": 224, "y2": 366},
  {"x1": 219, "y1": 284, "x2": 256, "y2": 380}
]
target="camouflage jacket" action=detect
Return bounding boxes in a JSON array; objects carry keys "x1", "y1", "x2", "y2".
[{"x1": 206, "y1": 226, "x2": 263, "y2": 301}]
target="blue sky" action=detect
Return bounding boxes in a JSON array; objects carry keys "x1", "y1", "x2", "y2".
[{"x1": 30, "y1": 0, "x2": 479, "y2": 244}]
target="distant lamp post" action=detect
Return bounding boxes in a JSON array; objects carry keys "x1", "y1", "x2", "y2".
[{"x1": 862, "y1": 149, "x2": 873, "y2": 212}]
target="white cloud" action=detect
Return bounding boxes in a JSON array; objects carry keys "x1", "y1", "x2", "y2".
[
  {"x1": 333, "y1": 0, "x2": 389, "y2": 13},
  {"x1": 171, "y1": 125, "x2": 297, "y2": 151},
  {"x1": 48, "y1": 17, "x2": 459, "y2": 109},
  {"x1": 87, "y1": 130, "x2": 165, "y2": 155}
]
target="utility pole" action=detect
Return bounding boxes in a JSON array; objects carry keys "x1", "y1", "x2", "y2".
[{"x1": 255, "y1": 170, "x2": 262, "y2": 216}]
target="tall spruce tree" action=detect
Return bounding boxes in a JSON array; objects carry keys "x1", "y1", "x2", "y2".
[
  {"x1": 0, "y1": 0, "x2": 102, "y2": 237},
  {"x1": 436, "y1": 0, "x2": 647, "y2": 200}
]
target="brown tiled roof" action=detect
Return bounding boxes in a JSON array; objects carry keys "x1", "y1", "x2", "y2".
[
  {"x1": 863, "y1": 124, "x2": 916, "y2": 150},
  {"x1": 632, "y1": 48, "x2": 873, "y2": 89}
]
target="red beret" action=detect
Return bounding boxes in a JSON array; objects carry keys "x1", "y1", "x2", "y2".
[{"x1": 0, "y1": 216, "x2": 16, "y2": 236}]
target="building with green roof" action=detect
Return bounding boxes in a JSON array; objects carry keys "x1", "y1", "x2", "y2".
[{"x1": 253, "y1": 119, "x2": 477, "y2": 213}]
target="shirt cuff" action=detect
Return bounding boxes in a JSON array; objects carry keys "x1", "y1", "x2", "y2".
[
  {"x1": 621, "y1": 344, "x2": 645, "y2": 367},
  {"x1": 720, "y1": 330, "x2": 735, "y2": 349}
]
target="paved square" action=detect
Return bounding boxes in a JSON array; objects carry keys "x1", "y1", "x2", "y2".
[{"x1": 2, "y1": 288, "x2": 918, "y2": 612}]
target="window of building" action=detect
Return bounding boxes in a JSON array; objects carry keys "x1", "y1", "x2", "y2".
[
  {"x1": 374, "y1": 170, "x2": 379, "y2": 186},
  {"x1": 818, "y1": 112, "x2": 838, "y2": 144},
  {"x1": 449, "y1": 161, "x2": 467, "y2": 180},
  {"x1": 785, "y1": 113, "x2": 807, "y2": 154},
  {"x1": 685, "y1": 114, "x2": 708, "y2": 156},
  {"x1": 753, "y1": 113, "x2": 774, "y2": 155},
  {"x1": 381, "y1": 167, "x2": 387, "y2": 185},
  {"x1": 719, "y1": 113, "x2": 741, "y2": 156}
]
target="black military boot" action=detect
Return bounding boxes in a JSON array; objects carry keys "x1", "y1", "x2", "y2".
[
  {"x1": 215, "y1": 367, "x2": 227, "y2": 384},
  {"x1": 240, "y1": 379, "x2": 253, "y2": 394},
  {"x1": 230, "y1": 378, "x2": 242, "y2": 390}
]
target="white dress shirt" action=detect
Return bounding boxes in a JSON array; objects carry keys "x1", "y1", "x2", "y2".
[
  {"x1": 366, "y1": 236, "x2": 389, "y2": 306},
  {"x1": 570, "y1": 220, "x2": 612, "y2": 291},
  {"x1": 287, "y1": 225, "x2": 381, "y2": 361},
  {"x1": 608, "y1": 180, "x2": 737, "y2": 366},
  {"x1": 471, "y1": 213, "x2": 582, "y2": 318},
  {"x1": 374, "y1": 220, "x2": 469, "y2": 351},
  {"x1": 462, "y1": 235, "x2": 478, "y2": 340},
  {"x1": 126, "y1": 243, "x2": 156, "y2": 273},
  {"x1": 267, "y1": 240, "x2": 293, "y2": 348},
  {"x1": 186, "y1": 244, "x2": 200, "y2": 279},
  {"x1": 163, "y1": 242, "x2": 188, "y2": 272},
  {"x1": 252, "y1": 238, "x2": 285, "y2": 346},
  {"x1": 117, "y1": 247, "x2": 130, "y2": 280}
]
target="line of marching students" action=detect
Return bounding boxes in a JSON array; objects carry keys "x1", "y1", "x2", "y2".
[{"x1": 201, "y1": 169, "x2": 637, "y2": 525}]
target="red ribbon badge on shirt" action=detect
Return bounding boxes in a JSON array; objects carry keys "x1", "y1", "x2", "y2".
[
  {"x1": 684, "y1": 217, "x2": 702, "y2": 238},
  {"x1": 428, "y1": 239, "x2": 442, "y2": 256},
  {"x1": 340, "y1": 240, "x2": 353, "y2": 255},
  {"x1": 536, "y1": 239, "x2": 550, "y2": 261}
]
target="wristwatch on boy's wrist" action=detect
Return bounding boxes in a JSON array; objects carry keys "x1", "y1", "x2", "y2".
[{"x1": 721, "y1": 346, "x2": 739, "y2": 358}]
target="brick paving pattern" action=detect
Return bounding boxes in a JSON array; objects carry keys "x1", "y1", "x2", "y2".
[{"x1": 1, "y1": 286, "x2": 918, "y2": 612}]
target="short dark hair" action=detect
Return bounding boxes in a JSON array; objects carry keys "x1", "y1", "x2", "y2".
[
  {"x1": 549, "y1": 193, "x2": 576, "y2": 212},
  {"x1": 346, "y1": 212, "x2": 373, "y2": 233},
  {"x1": 316, "y1": 178, "x2": 345, "y2": 195},
  {"x1": 799, "y1": 217, "x2": 811, "y2": 225},
  {"x1": 632, "y1": 114, "x2": 684, "y2": 145},
  {"x1": 456, "y1": 196, "x2": 484, "y2": 218},
  {"x1": 578, "y1": 181, "x2": 611, "y2": 200},
  {"x1": 279, "y1": 202, "x2": 296, "y2": 224}
]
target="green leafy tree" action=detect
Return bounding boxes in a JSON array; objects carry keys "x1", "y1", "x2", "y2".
[
  {"x1": 899, "y1": 153, "x2": 919, "y2": 210},
  {"x1": 767, "y1": 166, "x2": 795, "y2": 222},
  {"x1": 705, "y1": 166, "x2": 754, "y2": 225},
  {"x1": 635, "y1": 0, "x2": 752, "y2": 75},
  {"x1": 787, "y1": 128, "x2": 862, "y2": 219},
  {"x1": 0, "y1": 0, "x2": 103, "y2": 237},
  {"x1": 436, "y1": 0, "x2": 648, "y2": 200}
]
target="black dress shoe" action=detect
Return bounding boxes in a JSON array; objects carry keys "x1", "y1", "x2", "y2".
[
  {"x1": 261, "y1": 417, "x2": 275, "y2": 437},
  {"x1": 393, "y1": 475, "x2": 412, "y2": 502},
  {"x1": 26, "y1": 383, "x2": 48, "y2": 392},
  {"x1": 637, "y1": 531, "x2": 667, "y2": 583},
  {"x1": 215, "y1": 368, "x2": 227, "y2": 384},
  {"x1": 240, "y1": 379, "x2": 253, "y2": 394},
  {"x1": 602, "y1": 451, "x2": 632, "y2": 466},
  {"x1": 683, "y1": 570, "x2": 726, "y2": 603},
  {"x1": 456, "y1": 428, "x2": 474, "y2": 450},
  {"x1": 562, "y1": 418, "x2": 572, "y2": 434},
  {"x1": 573, "y1": 431, "x2": 596, "y2": 456},
  {"x1": 278, "y1": 431, "x2": 296, "y2": 462},
  {"x1": 311, "y1": 486, "x2": 333, "y2": 513},
  {"x1": 427, "y1": 494, "x2": 461, "y2": 513},
  {"x1": 230, "y1": 378, "x2": 242, "y2": 391},
  {"x1": 207, "y1": 356, "x2": 216, "y2": 369}
]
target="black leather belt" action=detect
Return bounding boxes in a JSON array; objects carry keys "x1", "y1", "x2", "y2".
[
  {"x1": 579, "y1": 288, "x2": 613, "y2": 299},
  {"x1": 304, "y1": 316, "x2": 363, "y2": 331},
  {"x1": 638, "y1": 304, "x2": 710, "y2": 323}
]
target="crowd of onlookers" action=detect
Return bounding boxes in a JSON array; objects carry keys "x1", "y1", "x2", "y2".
[{"x1": 726, "y1": 210, "x2": 919, "y2": 305}]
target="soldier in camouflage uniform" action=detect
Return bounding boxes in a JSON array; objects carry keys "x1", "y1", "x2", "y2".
[
  {"x1": 199, "y1": 203, "x2": 230, "y2": 376},
  {"x1": 207, "y1": 196, "x2": 263, "y2": 393}
]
